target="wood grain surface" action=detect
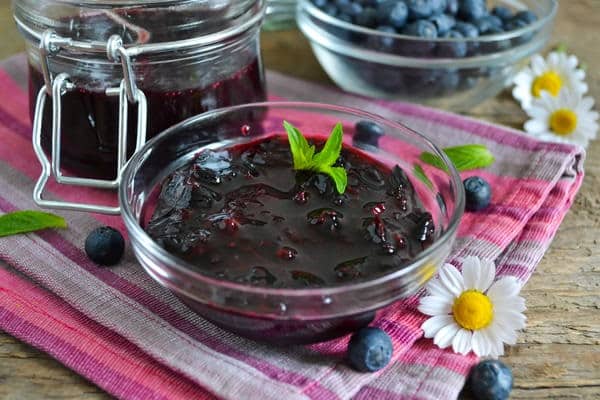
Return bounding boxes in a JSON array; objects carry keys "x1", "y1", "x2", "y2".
[{"x1": 0, "y1": 0, "x2": 599, "y2": 399}]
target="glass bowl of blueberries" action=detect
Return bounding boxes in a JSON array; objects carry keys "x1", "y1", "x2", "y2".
[
  {"x1": 297, "y1": 0, "x2": 558, "y2": 110},
  {"x1": 119, "y1": 102, "x2": 464, "y2": 344}
]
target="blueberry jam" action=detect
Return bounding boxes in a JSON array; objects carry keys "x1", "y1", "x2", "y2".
[
  {"x1": 146, "y1": 135, "x2": 436, "y2": 289},
  {"x1": 29, "y1": 59, "x2": 266, "y2": 180}
]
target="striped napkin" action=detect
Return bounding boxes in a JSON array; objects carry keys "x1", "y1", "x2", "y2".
[{"x1": 0, "y1": 54, "x2": 584, "y2": 400}]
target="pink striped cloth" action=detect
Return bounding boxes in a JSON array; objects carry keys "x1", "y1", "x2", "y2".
[{"x1": 0, "y1": 53, "x2": 584, "y2": 400}]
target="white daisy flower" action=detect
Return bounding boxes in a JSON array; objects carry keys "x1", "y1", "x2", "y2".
[
  {"x1": 512, "y1": 52, "x2": 588, "y2": 110},
  {"x1": 524, "y1": 89, "x2": 599, "y2": 148},
  {"x1": 418, "y1": 257, "x2": 526, "y2": 358}
]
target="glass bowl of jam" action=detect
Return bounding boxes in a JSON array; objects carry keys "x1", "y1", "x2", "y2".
[
  {"x1": 119, "y1": 102, "x2": 465, "y2": 344},
  {"x1": 14, "y1": 0, "x2": 267, "y2": 181}
]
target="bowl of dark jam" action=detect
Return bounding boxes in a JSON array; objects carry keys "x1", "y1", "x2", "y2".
[{"x1": 119, "y1": 102, "x2": 464, "y2": 344}]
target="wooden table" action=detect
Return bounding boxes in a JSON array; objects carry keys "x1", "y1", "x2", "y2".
[{"x1": 1, "y1": 1, "x2": 599, "y2": 399}]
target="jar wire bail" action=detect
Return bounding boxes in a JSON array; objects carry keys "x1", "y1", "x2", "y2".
[{"x1": 32, "y1": 30, "x2": 148, "y2": 215}]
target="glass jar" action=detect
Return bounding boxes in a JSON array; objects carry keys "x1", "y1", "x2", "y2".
[{"x1": 14, "y1": 0, "x2": 267, "y2": 180}]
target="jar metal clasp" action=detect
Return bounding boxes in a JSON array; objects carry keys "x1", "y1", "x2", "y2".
[{"x1": 31, "y1": 30, "x2": 147, "y2": 215}]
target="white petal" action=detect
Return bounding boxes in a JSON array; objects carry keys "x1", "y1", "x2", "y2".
[
  {"x1": 461, "y1": 256, "x2": 481, "y2": 290},
  {"x1": 484, "y1": 328, "x2": 505, "y2": 358},
  {"x1": 487, "y1": 277, "x2": 522, "y2": 302},
  {"x1": 530, "y1": 54, "x2": 546, "y2": 75},
  {"x1": 526, "y1": 104, "x2": 550, "y2": 119},
  {"x1": 452, "y1": 328, "x2": 473, "y2": 355},
  {"x1": 513, "y1": 70, "x2": 533, "y2": 86},
  {"x1": 426, "y1": 278, "x2": 455, "y2": 299},
  {"x1": 439, "y1": 264, "x2": 465, "y2": 297},
  {"x1": 525, "y1": 118, "x2": 548, "y2": 134},
  {"x1": 495, "y1": 310, "x2": 527, "y2": 330},
  {"x1": 418, "y1": 296, "x2": 453, "y2": 316},
  {"x1": 422, "y1": 315, "x2": 454, "y2": 338},
  {"x1": 547, "y1": 52, "x2": 559, "y2": 66},
  {"x1": 472, "y1": 330, "x2": 489, "y2": 357},
  {"x1": 494, "y1": 297, "x2": 527, "y2": 313},
  {"x1": 489, "y1": 320, "x2": 518, "y2": 345},
  {"x1": 434, "y1": 322, "x2": 461, "y2": 349},
  {"x1": 478, "y1": 259, "x2": 496, "y2": 292}
]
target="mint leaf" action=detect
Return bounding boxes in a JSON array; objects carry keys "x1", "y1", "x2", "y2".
[
  {"x1": 284, "y1": 121, "x2": 348, "y2": 194},
  {"x1": 319, "y1": 166, "x2": 348, "y2": 194},
  {"x1": 0, "y1": 211, "x2": 67, "y2": 238},
  {"x1": 420, "y1": 145, "x2": 495, "y2": 172},
  {"x1": 312, "y1": 123, "x2": 343, "y2": 167},
  {"x1": 284, "y1": 121, "x2": 315, "y2": 170},
  {"x1": 413, "y1": 164, "x2": 433, "y2": 190}
]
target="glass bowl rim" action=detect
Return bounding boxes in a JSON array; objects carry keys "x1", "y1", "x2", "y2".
[
  {"x1": 298, "y1": 0, "x2": 558, "y2": 44},
  {"x1": 119, "y1": 101, "x2": 465, "y2": 298}
]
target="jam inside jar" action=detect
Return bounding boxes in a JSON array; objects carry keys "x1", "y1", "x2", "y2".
[{"x1": 15, "y1": 0, "x2": 267, "y2": 179}]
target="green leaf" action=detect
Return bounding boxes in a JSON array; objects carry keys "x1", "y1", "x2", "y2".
[
  {"x1": 420, "y1": 145, "x2": 495, "y2": 172},
  {"x1": 0, "y1": 211, "x2": 67, "y2": 238},
  {"x1": 283, "y1": 121, "x2": 348, "y2": 194},
  {"x1": 413, "y1": 164, "x2": 433, "y2": 190},
  {"x1": 312, "y1": 123, "x2": 343, "y2": 167},
  {"x1": 284, "y1": 121, "x2": 315, "y2": 170},
  {"x1": 319, "y1": 165, "x2": 348, "y2": 194}
]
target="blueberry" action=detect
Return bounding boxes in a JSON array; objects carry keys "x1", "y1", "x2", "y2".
[
  {"x1": 388, "y1": 2, "x2": 409, "y2": 29},
  {"x1": 513, "y1": 10, "x2": 537, "y2": 24},
  {"x1": 356, "y1": 7, "x2": 379, "y2": 27},
  {"x1": 375, "y1": 0, "x2": 397, "y2": 24},
  {"x1": 458, "y1": 0, "x2": 487, "y2": 22},
  {"x1": 430, "y1": 0, "x2": 447, "y2": 15},
  {"x1": 504, "y1": 17, "x2": 527, "y2": 31},
  {"x1": 311, "y1": 0, "x2": 329, "y2": 8},
  {"x1": 437, "y1": 30, "x2": 467, "y2": 57},
  {"x1": 406, "y1": 0, "x2": 434, "y2": 20},
  {"x1": 323, "y1": 3, "x2": 339, "y2": 16},
  {"x1": 353, "y1": 120, "x2": 385, "y2": 147},
  {"x1": 85, "y1": 226, "x2": 125, "y2": 266},
  {"x1": 491, "y1": 6, "x2": 513, "y2": 21},
  {"x1": 474, "y1": 15, "x2": 502, "y2": 34},
  {"x1": 463, "y1": 176, "x2": 492, "y2": 211},
  {"x1": 339, "y1": 0, "x2": 364, "y2": 17},
  {"x1": 468, "y1": 360, "x2": 513, "y2": 400},
  {"x1": 445, "y1": 0, "x2": 458, "y2": 15},
  {"x1": 338, "y1": 13, "x2": 353, "y2": 23},
  {"x1": 402, "y1": 19, "x2": 438, "y2": 38},
  {"x1": 429, "y1": 13, "x2": 455, "y2": 35},
  {"x1": 373, "y1": 25, "x2": 397, "y2": 50},
  {"x1": 454, "y1": 21, "x2": 479, "y2": 38},
  {"x1": 347, "y1": 327, "x2": 393, "y2": 372}
]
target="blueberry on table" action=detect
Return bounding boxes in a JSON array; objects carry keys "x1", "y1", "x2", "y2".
[
  {"x1": 353, "y1": 120, "x2": 385, "y2": 147},
  {"x1": 464, "y1": 176, "x2": 492, "y2": 211},
  {"x1": 491, "y1": 6, "x2": 513, "y2": 21},
  {"x1": 347, "y1": 327, "x2": 393, "y2": 372},
  {"x1": 457, "y1": 0, "x2": 487, "y2": 22},
  {"x1": 85, "y1": 226, "x2": 125, "y2": 266},
  {"x1": 468, "y1": 359, "x2": 513, "y2": 400},
  {"x1": 429, "y1": 13, "x2": 456, "y2": 35},
  {"x1": 406, "y1": 0, "x2": 434, "y2": 20}
]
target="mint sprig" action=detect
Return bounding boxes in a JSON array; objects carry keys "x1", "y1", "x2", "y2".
[
  {"x1": 284, "y1": 121, "x2": 348, "y2": 194},
  {"x1": 420, "y1": 145, "x2": 495, "y2": 172},
  {"x1": 0, "y1": 210, "x2": 67, "y2": 238}
]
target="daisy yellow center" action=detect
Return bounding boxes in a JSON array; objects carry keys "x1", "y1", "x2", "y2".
[
  {"x1": 549, "y1": 109, "x2": 578, "y2": 136},
  {"x1": 531, "y1": 71, "x2": 563, "y2": 98},
  {"x1": 452, "y1": 290, "x2": 494, "y2": 331}
]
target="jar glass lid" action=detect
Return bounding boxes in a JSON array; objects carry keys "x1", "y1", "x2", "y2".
[{"x1": 14, "y1": 0, "x2": 261, "y2": 48}]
